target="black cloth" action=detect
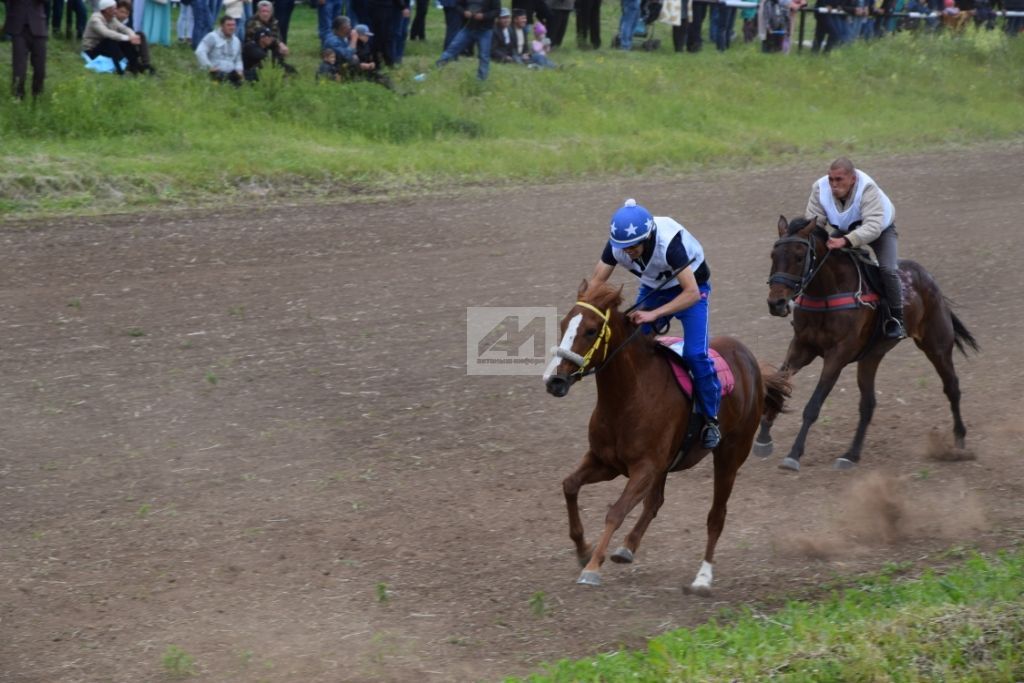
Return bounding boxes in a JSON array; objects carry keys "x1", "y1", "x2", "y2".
[
  {"x1": 242, "y1": 39, "x2": 269, "y2": 71},
  {"x1": 86, "y1": 37, "x2": 143, "y2": 75},
  {"x1": 409, "y1": 0, "x2": 429, "y2": 38},
  {"x1": 512, "y1": 0, "x2": 551, "y2": 23},
  {"x1": 547, "y1": 8, "x2": 571, "y2": 45},
  {"x1": 574, "y1": 0, "x2": 601, "y2": 47},
  {"x1": 491, "y1": 23, "x2": 516, "y2": 60},
  {"x1": 272, "y1": 0, "x2": 295, "y2": 43}
]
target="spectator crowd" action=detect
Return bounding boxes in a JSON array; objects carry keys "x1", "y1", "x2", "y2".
[{"x1": 4, "y1": 0, "x2": 1023, "y2": 97}]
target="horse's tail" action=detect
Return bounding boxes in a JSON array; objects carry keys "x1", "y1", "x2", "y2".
[
  {"x1": 761, "y1": 364, "x2": 793, "y2": 423},
  {"x1": 949, "y1": 306, "x2": 980, "y2": 357}
]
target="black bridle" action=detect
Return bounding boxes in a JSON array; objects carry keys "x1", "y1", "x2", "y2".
[{"x1": 768, "y1": 232, "x2": 833, "y2": 299}]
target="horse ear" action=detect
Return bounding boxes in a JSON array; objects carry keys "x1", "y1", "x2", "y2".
[
  {"x1": 578, "y1": 278, "x2": 589, "y2": 298},
  {"x1": 799, "y1": 217, "x2": 818, "y2": 236},
  {"x1": 777, "y1": 215, "x2": 788, "y2": 237}
]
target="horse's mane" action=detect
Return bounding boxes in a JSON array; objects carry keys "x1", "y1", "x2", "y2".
[
  {"x1": 579, "y1": 280, "x2": 624, "y2": 312},
  {"x1": 787, "y1": 216, "x2": 828, "y2": 239}
]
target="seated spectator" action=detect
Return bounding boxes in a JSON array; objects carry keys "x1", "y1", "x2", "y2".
[
  {"x1": 113, "y1": 0, "x2": 156, "y2": 73},
  {"x1": 81, "y1": 0, "x2": 145, "y2": 75},
  {"x1": 195, "y1": 15, "x2": 244, "y2": 86},
  {"x1": 245, "y1": 0, "x2": 290, "y2": 61},
  {"x1": 322, "y1": 14, "x2": 358, "y2": 69},
  {"x1": 242, "y1": 25, "x2": 276, "y2": 80},
  {"x1": 510, "y1": 8, "x2": 531, "y2": 63},
  {"x1": 941, "y1": 0, "x2": 969, "y2": 29},
  {"x1": 529, "y1": 20, "x2": 556, "y2": 67},
  {"x1": 492, "y1": 7, "x2": 521, "y2": 63},
  {"x1": 353, "y1": 23, "x2": 393, "y2": 89},
  {"x1": 316, "y1": 46, "x2": 342, "y2": 81}
]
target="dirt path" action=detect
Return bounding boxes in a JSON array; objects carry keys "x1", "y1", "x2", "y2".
[{"x1": 1, "y1": 145, "x2": 1023, "y2": 683}]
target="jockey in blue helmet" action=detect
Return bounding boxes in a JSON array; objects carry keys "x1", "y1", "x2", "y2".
[{"x1": 589, "y1": 198, "x2": 722, "y2": 449}]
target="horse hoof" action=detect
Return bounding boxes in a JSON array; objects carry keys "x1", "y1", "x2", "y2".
[
  {"x1": 610, "y1": 547, "x2": 634, "y2": 564},
  {"x1": 752, "y1": 440, "x2": 774, "y2": 458},
  {"x1": 576, "y1": 571, "x2": 602, "y2": 586},
  {"x1": 834, "y1": 457, "x2": 857, "y2": 470},
  {"x1": 683, "y1": 583, "x2": 713, "y2": 597},
  {"x1": 779, "y1": 457, "x2": 801, "y2": 472}
]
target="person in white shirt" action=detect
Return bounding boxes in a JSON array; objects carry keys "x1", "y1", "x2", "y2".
[{"x1": 195, "y1": 15, "x2": 244, "y2": 85}]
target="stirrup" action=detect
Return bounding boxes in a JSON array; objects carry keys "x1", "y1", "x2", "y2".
[
  {"x1": 884, "y1": 317, "x2": 906, "y2": 340},
  {"x1": 701, "y1": 419, "x2": 721, "y2": 449}
]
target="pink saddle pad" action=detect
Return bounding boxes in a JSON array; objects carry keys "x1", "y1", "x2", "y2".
[{"x1": 656, "y1": 336, "x2": 735, "y2": 398}]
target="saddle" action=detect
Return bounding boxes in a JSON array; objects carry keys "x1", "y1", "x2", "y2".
[
  {"x1": 654, "y1": 337, "x2": 735, "y2": 472},
  {"x1": 793, "y1": 247, "x2": 884, "y2": 313}
]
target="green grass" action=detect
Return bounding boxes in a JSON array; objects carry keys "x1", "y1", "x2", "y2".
[
  {"x1": 506, "y1": 548, "x2": 1024, "y2": 682},
  {"x1": 2, "y1": 8, "x2": 1023, "y2": 218}
]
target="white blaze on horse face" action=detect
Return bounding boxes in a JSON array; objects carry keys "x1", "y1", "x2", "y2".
[{"x1": 542, "y1": 313, "x2": 583, "y2": 382}]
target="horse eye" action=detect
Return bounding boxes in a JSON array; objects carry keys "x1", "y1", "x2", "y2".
[{"x1": 584, "y1": 328, "x2": 597, "y2": 337}]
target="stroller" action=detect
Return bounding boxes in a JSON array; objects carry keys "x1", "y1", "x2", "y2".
[{"x1": 611, "y1": 0, "x2": 665, "y2": 50}]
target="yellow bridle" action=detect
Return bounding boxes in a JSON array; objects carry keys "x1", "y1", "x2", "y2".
[{"x1": 570, "y1": 301, "x2": 612, "y2": 378}]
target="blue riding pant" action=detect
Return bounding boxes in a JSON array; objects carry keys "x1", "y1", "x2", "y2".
[{"x1": 637, "y1": 283, "x2": 721, "y2": 420}]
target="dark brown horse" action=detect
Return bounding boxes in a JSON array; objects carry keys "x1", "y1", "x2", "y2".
[
  {"x1": 759, "y1": 216, "x2": 978, "y2": 471},
  {"x1": 543, "y1": 279, "x2": 791, "y2": 594}
]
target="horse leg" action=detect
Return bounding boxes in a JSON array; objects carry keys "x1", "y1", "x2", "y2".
[
  {"x1": 835, "y1": 355, "x2": 884, "y2": 469},
  {"x1": 610, "y1": 471, "x2": 668, "y2": 564},
  {"x1": 755, "y1": 343, "x2": 815, "y2": 458},
  {"x1": 563, "y1": 451, "x2": 618, "y2": 568},
  {"x1": 779, "y1": 356, "x2": 846, "y2": 472},
  {"x1": 577, "y1": 465, "x2": 657, "y2": 586},
  {"x1": 684, "y1": 446, "x2": 741, "y2": 596},
  {"x1": 918, "y1": 340, "x2": 966, "y2": 448}
]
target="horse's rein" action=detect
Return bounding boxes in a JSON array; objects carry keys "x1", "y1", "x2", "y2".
[{"x1": 768, "y1": 233, "x2": 833, "y2": 300}]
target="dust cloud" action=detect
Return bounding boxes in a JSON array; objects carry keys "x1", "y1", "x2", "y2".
[{"x1": 775, "y1": 471, "x2": 988, "y2": 560}]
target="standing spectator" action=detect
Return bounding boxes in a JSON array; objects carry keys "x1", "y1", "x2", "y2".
[
  {"x1": 366, "y1": 0, "x2": 407, "y2": 67},
  {"x1": 759, "y1": 0, "x2": 790, "y2": 51},
  {"x1": 191, "y1": 0, "x2": 213, "y2": 48},
  {"x1": 82, "y1": 0, "x2": 145, "y2": 74},
  {"x1": 195, "y1": 14, "x2": 244, "y2": 84},
  {"x1": 741, "y1": 0, "x2": 759, "y2": 40},
  {"x1": 575, "y1": 0, "x2": 601, "y2": 47},
  {"x1": 409, "y1": 0, "x2": 430, "y2": 39},
  {"x1": 141, "y1": 0, "x2": 171, "y2": 45},
  {"x1": 392, "y1": 0, "x2": 412, "y2": 64},
  {"x1": 435, "y1": 0, "x2": 500, "y2": 80},
  {"x1": 317, "y1": 0, "x2": 343, "y2": 43},
  {"x1": 272, "y1": 0, "x2": 295, "y2": 42},
  {"x1": 709, "y1": 0, "x2": 738, "y2": 50},
  {"x1": 131, "y1": 0, "x2": 145, "y2": 31},
  {"x1": 50, "y1": 0, "x2": 88, "y2": 41},
  {"x1": 546, "y1": 0, "x2": 572, "y2": 45},
  {"x1": 439, "y1": 0, "x2": 464, "y2": 49},
  {"x1": 176, "y1": 0, "x2": 194, "y2": 43},
  {"x1": 811, "y1": 0, "x2": 841, "y2": 51},
  {"x1": 5, "y1": 0, "x2": 48, "y2": 99},
  {"x1": 513, "y1": 0, "x2": 551, "y2": 23},
  {"x1": 491, "y1": 6, "x2": 520, "y2": 61},
  {"x1": 618, "y1": 0, "x2": 640, "y2": 48}
]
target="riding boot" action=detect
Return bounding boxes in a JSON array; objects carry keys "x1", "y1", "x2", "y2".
[
  {"x1": 885, "y1": 306, "x2": 907, "y2": 340},
  {"x1": 701, "y1": 416, "x2": 721, "y2": 449}
]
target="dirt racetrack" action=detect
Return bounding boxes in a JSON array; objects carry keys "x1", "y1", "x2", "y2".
[{"x1": 2, "y1": 144, "x2": 1023, "y2": 683}]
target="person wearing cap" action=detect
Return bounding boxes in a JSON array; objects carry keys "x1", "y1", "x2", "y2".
[
  {"x1": 195, "y1": 15, "x2": 244, "y2": 85},
  {"x1": 242, "y1": 25, "x2": 276, "y2": 80},
  {"x1": 529, "y1": 19, "x2": 556, "y2": 67},
  {"x1": 491, "y1": 7, "x2": 519, "y2": 63},
  {"x1": 435, "y1": 0, "x2": 500, "y2": 79},
  {"x1": 244, "y1": 0, "x2": 297, "y2": 73},
  {"x1": 322, "y1": 15, "x2": 359, "y2": 70},
  {"x1": 352, "y1": 23, "x2": 394, "y2": 88},
  {"x1": 82, "y1": 0, "x2": 144, "y2": 75},
  {"x1": 4, "y1": 0, "x2": 48, "y2": 98},
  {"x1": 588, "y1": 199, "x2": 723, "y2": 449}
]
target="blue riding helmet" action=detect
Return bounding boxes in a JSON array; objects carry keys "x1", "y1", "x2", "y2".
[{"x1": 609, "y1": 198, "x2": 655, "y2": 248}]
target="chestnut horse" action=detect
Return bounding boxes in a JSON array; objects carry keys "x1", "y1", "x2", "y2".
[
  {"x1": 543, "y1": 279, "x2": 791, "y2": 594},
  {"x1": 759, "y1": 216, "x2": 979, "y2": 471}
]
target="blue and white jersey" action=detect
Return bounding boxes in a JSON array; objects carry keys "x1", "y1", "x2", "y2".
[
  {"x1": 601, "y1": 217, "x2": 708, "y2": 290},
  {"x1": 817, "y1": 170, "x2": 894, "y2": 232}
]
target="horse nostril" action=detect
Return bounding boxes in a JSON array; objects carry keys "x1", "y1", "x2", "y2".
[{"x1": 546, "y1": 376, "x2": 570, "y2": 397}]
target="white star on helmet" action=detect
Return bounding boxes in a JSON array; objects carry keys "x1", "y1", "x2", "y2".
[
  {"x1": 644, "y1": 217, "x2": 654, "y2": 231},
  {"x1": 624, "y1": 223, "x2": 638, "y2": 237}
]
